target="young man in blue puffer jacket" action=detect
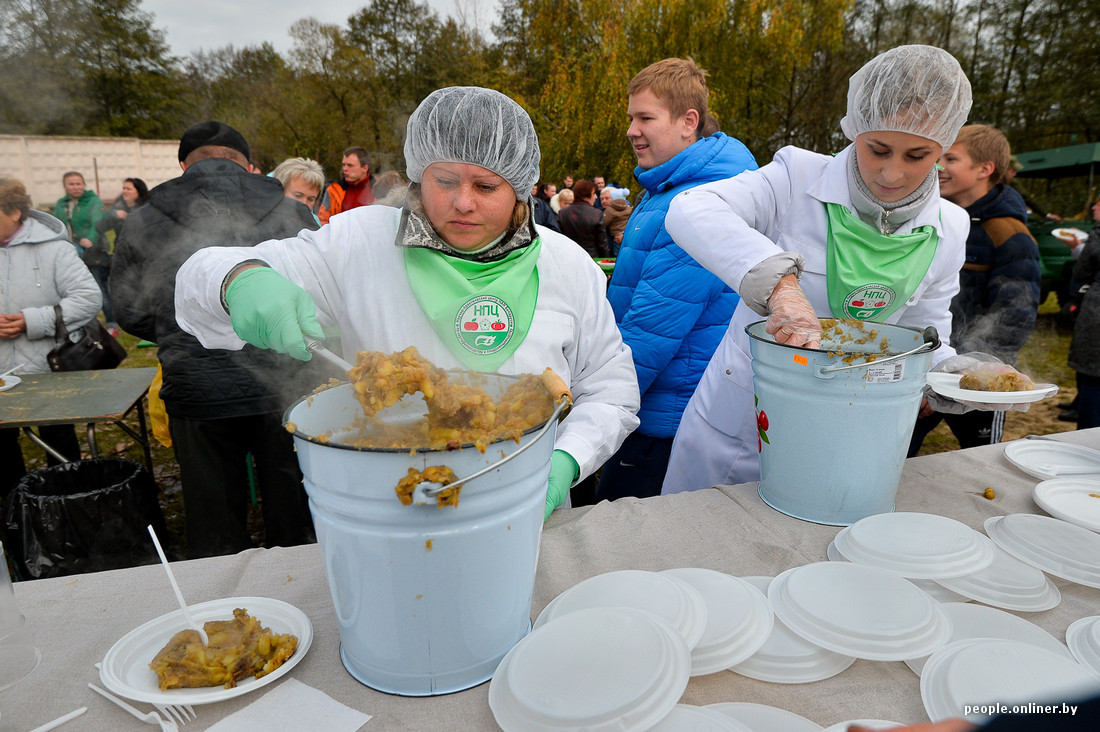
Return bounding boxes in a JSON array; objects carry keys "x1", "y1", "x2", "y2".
[{"x1": 597, "y1": 58, "x2": 758, "y2": 500}]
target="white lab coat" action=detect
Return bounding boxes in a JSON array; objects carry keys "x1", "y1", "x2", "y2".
[
  {"x1": 174, "y1": 204, "x2": 640, "y2": 479},
  {"x1": 661, "y1": 145, "x2": 969, "y2": 493}
]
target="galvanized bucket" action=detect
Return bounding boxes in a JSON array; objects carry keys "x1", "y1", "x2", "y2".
[
  {"x1": 746, "y1": 319, "x2": 938, "y2": 526},
  {"x1": 285, "y1": 375, "x2": 562, "y2": 695}
]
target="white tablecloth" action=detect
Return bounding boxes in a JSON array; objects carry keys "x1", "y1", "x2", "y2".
[{"x1": 4, "y1": 429, "x2": 1099, "y2": 731}]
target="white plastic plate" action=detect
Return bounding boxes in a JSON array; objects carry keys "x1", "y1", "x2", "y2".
[
  {"x1": 984, "y1": 514, "x2": 1100, "y2": 589},
  {"x1": 732, "y1": 576, "x2": 856, "y2": 684},
  {"x1": 926, "y1": 372, "x2": 1057, "y2": 404},
  {"x1": 1052, "y1": 227, "x2": 1088, "y2": 245},
  {"x1": 904, "y1": 602, "x2": 1071, "y2": 676},
  {"x1": 821, "y1": 721, "x2": 904, "y2": 732},
  {"x1": 706, "y1": 702, "x2": 824, "y2": 732},
  {"x1": 920, "y1": 638, "x2": 1100, "y2": 723},
  {"x1": 489, "y1": 607, "x2": 690, "y2": 732},
  {"x1": 99, "y1": 597, "x2": 313, "y2": 705},
  {"x1": 0, "y1": 375, "x2": 21, "y2": 392},
  {"x1": 932, "y1": 545, "x2": 1061, "y2": 612},
  {"x1": 1003, "y1": 440, "x2": 1100, "y2": 480},
  {"x1": 1033, "y1": 478, "x2": 1100, "y2": 532},
  {"x1": 649, "y1": 705, "x2": 755, "y2": 732},
  {"x1": 1066, "y1": 616, "x2": 1100, "y2": 681},
  {"x1": 767, "y1": 563, "x2": 952, "y2": 661},
  {"x1": 833, "y1": 512, "x2": 996, "y2": 579},
  {"x1": 534, "y1": 570, "x2": 708, "y2": 650},
  {"x1": 660, "y1": 568, "x2": 773, "y2": 676},
  {"x1": 828, "y1": 539, "x2": 970, "y2": 603}
]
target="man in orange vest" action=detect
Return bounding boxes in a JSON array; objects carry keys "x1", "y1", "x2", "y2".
[{"x1": 318, "y1": 146, "x2": 376, "y2": 224}]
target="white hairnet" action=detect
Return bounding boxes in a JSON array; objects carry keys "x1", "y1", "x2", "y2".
[
  {"x1": 840, "y1": 45, "x2": 972, "y2": 152},
  {"x1": 404, "y1": 86, "x2": 541, "y2": 200}
]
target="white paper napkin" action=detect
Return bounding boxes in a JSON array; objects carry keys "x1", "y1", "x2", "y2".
[{"x1": 204, "y1": 678, "x2": 371, "y2": 732}]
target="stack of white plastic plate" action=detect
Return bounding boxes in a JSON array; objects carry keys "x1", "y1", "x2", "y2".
[
  {"x1": 904, "y1": 602, "x2": 1072, "y2": 676},
  {"x1": 1033, "y1": 478, "x2": 1100, "y2": 532},
  {"x1": 1066, "y1": 616, "x2": 1100, "y2": 680},
  {"x1": 931, "y1": 545, "x2": 1061, "y2": 612},
  {"x1": 647, "y1": 705, "x2": 755, "y2": 731},
  {"x1": 984, "y1": 514, "x2": 1100, "y2": 589},
  {"x1": 534, "y1": 570, "x2": 708, "y2": 649},
  {"x1": 833, "y1": 512, "x2": 996, "y2": 579},
  {"x1": 920, "y1": 638, "x2": 1100, "y2": 722},
  {"x1": 827, "y1": 539, "x2": 970, "y2": 604},
  {"x1": 488, "y1": 606, "x2": 691, "y2": 731},
  {"x1": 1003, "y1": 440, "x2": 1100, "y2": 480},
  {"x1": 659, "y1": 568, "x2": 773, "y2": 676},
  {"x1": 767, "y1": 563, "x2": 952, "y2": 661},
  {"x1": 730, "y1": 577, "x2": 856, "y2": 684},
  {"x1": 706, "y1": 702, "x2": 824, "y2": 732}
]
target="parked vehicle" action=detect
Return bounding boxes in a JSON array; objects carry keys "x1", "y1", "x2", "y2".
[{"x1": 1013, "y1": 142, "x2": 1099, "y2": 319}]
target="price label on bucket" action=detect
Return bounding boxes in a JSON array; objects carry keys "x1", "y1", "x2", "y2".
[{"x1": 865, "y1": 359, "x2": 906, "y2": 383}]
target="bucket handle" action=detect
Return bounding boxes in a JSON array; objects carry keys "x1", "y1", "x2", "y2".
[
  {"x1": 818, "y1": 326, "x2": 939, "y2": 375},
  {"x1": 413, "y1": 397, "x2": 570, "y2": 500}
]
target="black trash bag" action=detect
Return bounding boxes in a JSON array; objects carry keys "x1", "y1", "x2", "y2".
[{"x1": 0, "y1": 458, "x2": 168, "y2": 581}]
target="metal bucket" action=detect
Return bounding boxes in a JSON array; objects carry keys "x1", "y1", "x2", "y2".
[
  {"x1": 284, "y1": 375, "x2": 562, "y2": 696},
  {"x1": 746, "y1": 319, "x2": 938, "y2": 526}
]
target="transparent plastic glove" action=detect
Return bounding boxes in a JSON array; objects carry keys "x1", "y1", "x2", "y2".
[
  {"x1": 224, "y1": 267, "x2": 323, "y2": 361},
  {"x1": 765, "y1": 275, "x2": 821, "y2": 349},
  {"x1": 924, "y1": 352, "x2": 1032, "y2": 414},
  {"x1": 545, "y1": 449, "x2": 579, "y2": 521}
]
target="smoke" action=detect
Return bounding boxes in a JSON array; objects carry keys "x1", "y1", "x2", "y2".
[
  {"x1": 949, "y1": 273, "x2": 1041, "y2": 367},
  {"x1": 110, "y1": 158, "x2": 331, "y2": 410}
]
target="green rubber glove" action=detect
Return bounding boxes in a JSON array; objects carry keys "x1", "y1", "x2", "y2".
[
  {"x1": 223, "y1": 267, "x2": 323, "y2": 361},
  {"x1": 545, "y1": 449, "x2": 579, "y2": 521}
]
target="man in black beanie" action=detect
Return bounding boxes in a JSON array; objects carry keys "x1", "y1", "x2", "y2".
[{"x1": 110, "y1": 121, "x2": 320, "y2": 558}]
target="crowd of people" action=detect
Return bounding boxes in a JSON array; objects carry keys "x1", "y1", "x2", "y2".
[{"x1": 2, "y1": 46, "x2": 1097, "y2": 554}]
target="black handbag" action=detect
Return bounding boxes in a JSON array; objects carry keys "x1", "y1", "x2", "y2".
[{"x1": 46, "y1": 305, "x2": 127, "y2": 372}]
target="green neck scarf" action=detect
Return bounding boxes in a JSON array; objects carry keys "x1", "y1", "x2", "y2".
[
  {"x1": 825, "y1": 202, "x2": 939, "y2": 321},
  {"x1": 404, "y1": 240, "x2": 541, "y2": 371}
]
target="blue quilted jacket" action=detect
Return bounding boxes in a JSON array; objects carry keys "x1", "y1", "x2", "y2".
[{"x1": 607, "y1": 132, "x2": 757, "y2": 437}]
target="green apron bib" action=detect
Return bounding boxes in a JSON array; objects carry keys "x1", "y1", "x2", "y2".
[
  {"x1": 403, "y1": 240, "x2": 541, "y2": 371},
  {"x1": 825, "y1": 203, "x2": 939, "y2": 321}
]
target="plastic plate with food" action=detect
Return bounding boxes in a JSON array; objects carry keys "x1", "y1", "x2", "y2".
[
  {"x1": 925, "y1": 372, "x2": 1058, "y2": 404},
  {"x1": 1051, "y1": 227, "x2": 1088, "y2": 245},
  {"x1": 99, "y1": 597, "x2": 312, "y2": 705},
  {"x1": 0, "y1": 375, "x2": 21, "y2": 392}
]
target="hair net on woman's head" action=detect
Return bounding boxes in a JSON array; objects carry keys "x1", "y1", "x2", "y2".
[
  {"x1": 404, "y1": 86, "x2": 541, "y2": 200},
  {"x1": 840, "y1": 45, "x2": 972, "y2": 152}
]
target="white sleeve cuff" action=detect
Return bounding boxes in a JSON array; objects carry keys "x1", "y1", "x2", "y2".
[{"x1": 739, "y1": 253, "x2": 805, "y2": 315}]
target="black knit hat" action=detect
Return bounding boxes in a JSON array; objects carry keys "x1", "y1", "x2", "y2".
[{"x1": 178, "y1": 121, "x2": 251, "y2": 162}]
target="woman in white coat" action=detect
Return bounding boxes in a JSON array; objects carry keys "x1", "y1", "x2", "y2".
[
  {"x1": 661, "y1": 45, "x2": 973, "y2": 494},
  {"x1": 173, "y1": 86, "x2": 640, "y2": 519}
]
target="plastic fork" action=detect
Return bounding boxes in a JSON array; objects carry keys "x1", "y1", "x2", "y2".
[
  {"x1": 93, "y1": 662, "x2": 195, "y2": 727},
  {"x1": 154, "y1": 703, "x2": 196, "y2": 726},
  {"x1": 88, "y1": 683, "x2": 178, "y2": 731},
  {"x1": 147, "y1": 525, "x2": 209, "y2": 645}
]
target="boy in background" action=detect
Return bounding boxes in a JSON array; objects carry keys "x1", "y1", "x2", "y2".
[
  {"x1": 597, "y1": 58, "x2": 757, "y2": 501},
  {"x1": 909, "y1": 124, "x2": 1041, "y2": 455}
]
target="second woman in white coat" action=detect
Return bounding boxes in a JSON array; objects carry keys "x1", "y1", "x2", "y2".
[{"x1": 661, "y1": 45, "x2": 973, "y2": 494}]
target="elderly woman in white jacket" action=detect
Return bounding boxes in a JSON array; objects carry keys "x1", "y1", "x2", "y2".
[
  {"x1": 173, "y1": 87, "x2": 640, "y2": 520},
  {"x1": 661, "y1": 45, "x2": 973, "y2": 494},
  {"x1": 1, "y1": 177, "x2": 102, "y2": 495}
]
